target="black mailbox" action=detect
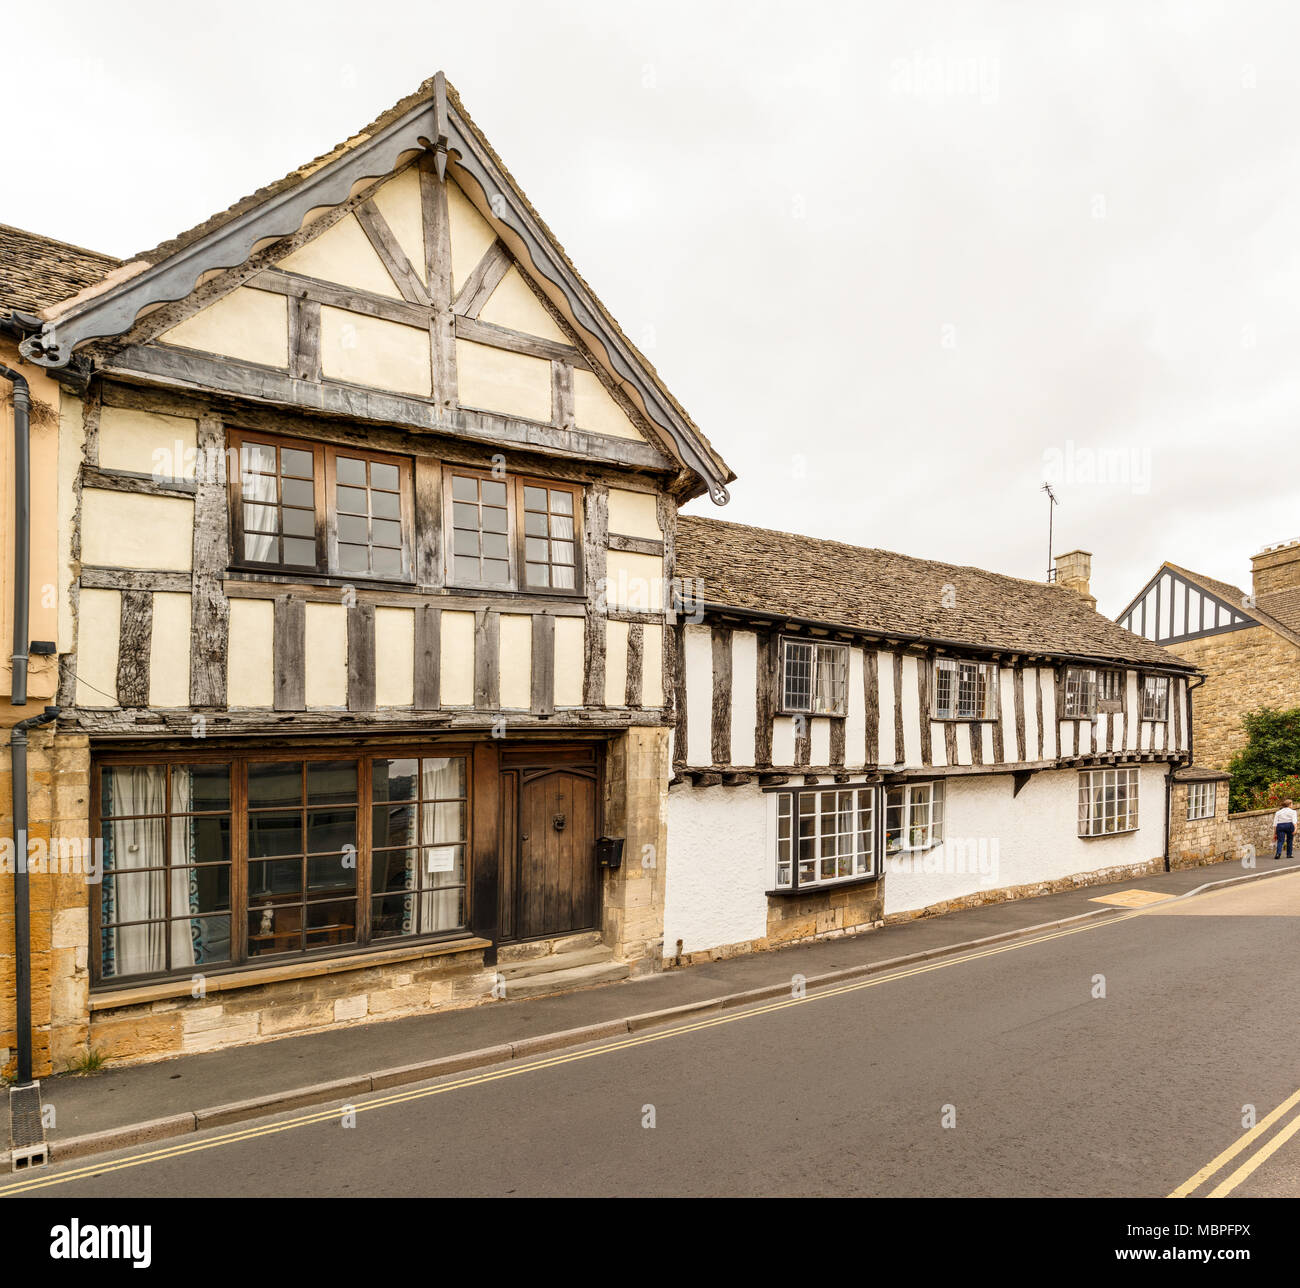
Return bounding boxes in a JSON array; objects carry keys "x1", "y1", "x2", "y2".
[{"x1": 596, "y1": 836, "x2": 624, "y2": 871}]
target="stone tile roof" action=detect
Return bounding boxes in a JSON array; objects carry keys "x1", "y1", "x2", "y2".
[
  {"x1": 0, "y1": 223, "x2": 119, "y2": 315},
  {"x1": 677, "y1": 515, "x2": 1196, "y2": 669}
]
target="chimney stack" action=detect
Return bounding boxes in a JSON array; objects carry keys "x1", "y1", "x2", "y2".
[
  {"x1": 1054, "y1": 549, "x2": 1096, "y2": 611},
  {"x1": 1250, "y1": 538, "x2": 1300, "y2": 599}
]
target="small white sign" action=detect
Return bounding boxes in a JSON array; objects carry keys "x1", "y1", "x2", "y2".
[{"x1": 426, "y1": 847, "x2": 457, "y2": 873}]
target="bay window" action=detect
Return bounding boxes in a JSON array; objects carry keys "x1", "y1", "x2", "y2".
[
  {"x1": 1078, "y1": 767, "x2": 1140, "y2": 836},
  {"x1": 94, "y1": 748, "x2": 471, "y2": 985},
  {"x1": 885, "y1": 781, "x2": 944, "y2": 852},
  {"x1": 775, "y1": 786, "x2": 876, "y2": 890}
]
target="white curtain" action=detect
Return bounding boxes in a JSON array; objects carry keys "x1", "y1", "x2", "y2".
[
  {"x1": 242, "y1": 467, "x2": 278, "y2": 562},
  {"x1": 168, "y1": 772, "x2": 198, "y2": 971},
  {"x1": 420, "y1": 758, "x2": 464, "y2": 932},
  {"x1": 104, "y1": 767, "x2": 167, "y2": 977}
]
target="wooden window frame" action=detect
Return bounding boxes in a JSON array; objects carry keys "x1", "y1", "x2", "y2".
[
  {"x1": 884, "y1": 780, "x2": 945, "y2": 854},
  {"x1": 228, "y1": 429, "x2": 415, "y2": 585},
  {"x1": 90, "y1": 743, "x2": 477, "y2": 990},
  {"x1": 1140, "y1": 673, "x2": 1170, "y2": 723},
  {"x1": 1078, "y1": 766, "x2": 1140, "y2": 837},
  {"x1": 778, "y1": 637, "x2": 849, "y2": 718},
  {"x1": 774, "y1": 784, "x2": 878, "y2": 892},
  {"x1": 1186, "y1": 781, "x2": 1216, "y2": 821},
  {"x1": 1097, "y1": 668, "x2": 1125, "y2": 713},
  {"x1": 442, "y1": 466, "x2": 585, "y2": 597},
  {"x1": 932, "y1": 657, "x2": 997, "y2": 721}
]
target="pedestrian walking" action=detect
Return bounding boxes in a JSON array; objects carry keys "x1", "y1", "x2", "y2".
[{"x1": 1273, "y1": 798, "x2": 1297, "y2": 860}]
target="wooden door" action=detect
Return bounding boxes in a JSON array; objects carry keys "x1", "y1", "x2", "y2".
[{"x1": 514, "y1": 768, "x2": 598, "y2": 941}]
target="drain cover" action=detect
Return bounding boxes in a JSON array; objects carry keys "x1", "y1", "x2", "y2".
[{"x1": 9, "y1": 1083, "x2": 48, "y2": 1170}]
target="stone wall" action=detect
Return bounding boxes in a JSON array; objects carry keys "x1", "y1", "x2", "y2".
[
  {"x1": 1166, "y1": 626, "x2": 1300, "y2": 771},
  {"x1": 87, "y1": 941, "x2": 496, "y2": 1064},
  {"x1": 601, "y1": 726, "x2": 670, "y2": 974},
  {"x1": 1168, "y1": 778, "x2": 1276, "y2": 869},
  {"x1": 1, "y1": 728, "x2": 93, "y2": 1079}
]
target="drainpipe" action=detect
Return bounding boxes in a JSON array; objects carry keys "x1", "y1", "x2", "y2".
[
  {"x1": 1, "y1": 361, "x2": 31, "y2": 707},
  {"x1": 10, "y1": 705, "x2": 60, "y2": 1084}
]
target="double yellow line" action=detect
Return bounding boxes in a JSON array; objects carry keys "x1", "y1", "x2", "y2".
[
  {"x1": 1170, "y1": 1087, "x2": 1300, "y2": 1198},
  {"x1": 1, "y1": 908, "x2": 1146, "y2": 1196}
]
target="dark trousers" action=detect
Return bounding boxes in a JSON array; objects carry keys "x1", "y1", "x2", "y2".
[{"x1": 1276, "y1": 822, "x2": 1294, "y2": 859}]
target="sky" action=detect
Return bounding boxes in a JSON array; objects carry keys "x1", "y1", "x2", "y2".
[{"x1": 5, "y1": 0, "x2": 1299, "y2": 616}]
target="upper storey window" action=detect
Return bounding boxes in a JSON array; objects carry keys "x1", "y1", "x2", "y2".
[{"x1": 230, "y1": 431, "x2": 413, "y2": 581}]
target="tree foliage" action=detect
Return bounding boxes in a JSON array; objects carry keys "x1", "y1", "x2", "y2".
[{"x1": 1226, "y1": 707, "x2": 1300, "y2": 811}]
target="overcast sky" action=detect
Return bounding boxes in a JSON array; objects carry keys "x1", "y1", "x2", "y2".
[{"x1": 7, "y1": 0, "x2": 1299, "y2": 615}]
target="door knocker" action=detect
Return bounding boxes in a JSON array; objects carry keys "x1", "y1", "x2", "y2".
[{"x1": 552, "y1": 813, "x2": 567, "y2": 832}]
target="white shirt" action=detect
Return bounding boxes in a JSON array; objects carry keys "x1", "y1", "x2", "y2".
[{"x1": 1274, "y1": 807, "x2": 1297, "y2": 827}]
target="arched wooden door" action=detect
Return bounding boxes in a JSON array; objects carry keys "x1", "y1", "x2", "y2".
[{"x1": 512, "y1": 767, "x2": 599, "y2": 941}]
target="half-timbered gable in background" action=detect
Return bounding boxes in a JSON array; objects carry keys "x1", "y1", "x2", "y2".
[
  {"x1": 1117, "y1": 546, "x2": 1300, "y2": 770},
  {"x1": 663, "y1": 517, "x2": 1197, "y2": 962}
]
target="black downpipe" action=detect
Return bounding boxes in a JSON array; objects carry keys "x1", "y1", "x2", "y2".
[
  {"x1": 10, "y1": 706, "x2": 58, "y2": 1084},
  {"x1": 1, "y1": 361, "x2": 31, "y2": 707}
]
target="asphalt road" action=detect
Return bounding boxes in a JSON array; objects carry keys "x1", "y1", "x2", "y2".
[{"x1": 8, "y1": 871, "x2": 1300, "y2": 1198}]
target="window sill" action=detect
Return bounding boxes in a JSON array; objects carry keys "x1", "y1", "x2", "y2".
[
  {"x1": 930, "y1": 717, "x2": 997, "y2": 723},
  {"x1": 1077, "y1": 829, "x2": 1140, "y2": 840},
  {"x1": 89, "y1": 935, "x2": 491, "y2": 1011},
  {"x1": 226, "y1": 567, "x2": 417, "y2": 593},
  {"x1": 777, "y1": 710, "x2": 849, "y2": 720},
  {"x1": 766, "y1": 872, "x2": 880, "y2": 898}
]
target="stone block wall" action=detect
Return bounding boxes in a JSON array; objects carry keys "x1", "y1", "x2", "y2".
[
  {"x1": 1168, "y1": 778, "x2": 1276, "y2": 869},
  {"x1": 1, "y1": 727, "x2": 93, "y2": 1079},
  {"x1": 1166, "y1": 626, "x2": 1300, "y2": 771}
]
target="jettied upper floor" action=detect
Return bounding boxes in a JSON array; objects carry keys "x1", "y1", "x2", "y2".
[{"x1": 18, "y1": 72, "x2": 734, "y2": 507}]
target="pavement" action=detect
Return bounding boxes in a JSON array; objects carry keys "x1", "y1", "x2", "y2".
[{"x1": 7, "y1": 848, "x2": 1300, "y2": 1170}]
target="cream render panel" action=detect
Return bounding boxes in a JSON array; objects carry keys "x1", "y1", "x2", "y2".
[
  {"x1": 454, "y1": 340, "x2": 551, "y2": 421},
  {"x1": 605, "y1": 550, "x2": 663, "y2": 612},
  {"x1": 148, "y1": 592, "x2": 192, "y2": 708},
  {"x1": 447, "y1": 180, "x2": 497, "y2": 294},
  {"x1": 81, "y1": 491, "x2": 194, "y2": 571},
  {"x1": 304, "y1": 603, "x2": 348, "y2": 708},
  {"x1": 369, "y1": 168, "x2": 427, "y2": 283},
  {"x1": 729, "y1": 631, "x2": 758, "y2": 764},
  {"x1": 320, "y1": 308, "x2": 432, "y2": 397},
  {"x1": 277, "y1": 212, "x2": 402, "y2": 299},
  {"x1": 604, "y1": 619, "x2": 629, "y2": 708},
  {"x1": 227, "y1": 599, "x2": 274, "y2": 707},
  {"x1": 161, "y1": 287, "x2": 288, "y2": 369},
  {"x1": 552, "y1": 615, "x2": 585, "y2": 708},
  {"x1": 98, "y1": 405, "x2": 198, "y2": 480},
  {"x1": 641, "y1": 622, "x2": 665, "y2": 709},
  {"x1": 440, "y1": 611, "x2": 476, "y2": 706},
  {"x1": 477, "y1": 267, "x2": 569, "y2": 343},
  {"x1": 572, "y1": 369, "x2": 642, "y2": 441},
  {"x1": 607, "y1": 488, "x2": 662, "y2": 540},
  {"x1": 498, "y1": 614, "x2": 532, "y2": 709},
  {"x1": 683, "y1": 625, "x2": 713, "y2": 766},
  {"x1": 876, "y1": 650, "x2": 897, "y2": 765},
  {"x1": 375, "y1": 607, "x2": 415, "y2": 707},
  {"x1": 76, "y1": 588, "x2": 120, "y2": 707}
]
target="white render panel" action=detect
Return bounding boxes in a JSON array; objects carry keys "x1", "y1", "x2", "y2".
[
  {"x1": 730, "y1": 631, "x2": 758, "y2": 766},
  {"x1": 930, "y1": 720, "x2": 948, "y2": 768},
  {"x1": 772, "y1": 715, "x2": 797, "y2": 767},
  {"x1": 1023, "y1": 669, "x2": 1040, "y2": 760},
  {"x1": 845, "y1": 647, "x2": 866, "y2": 769},
  {"x1": 1060, "y1": 721, "x2": 1076, "y2": 758},
  {"x1": 663, "y1": 783, "x2": 771, "y2": 956},
  {"x1": 955, "y1": 722, "x2": 972, "y2": 767},
  {"x1": 1039, "y1": 671, "x2": 1058, "y2": 758},
  {"x1": 882, "y1": 765, "x2": 1169, "y2": 916},
  {"x1": 1125, "y1": 672, "x2": 1141, "y2": 750},
  {"x1": 683, "y1": 624, "x2": 713, "y2": 766},
  {"x1": 1000, "y1": 669, "x2": 1017, "y2": 760},
  {"x1": 980, "y1": 722, "x2": 996, "y2": 764},
  {"x1": 876, "y1": 651, "x2": 897, "y2": 765},
  {"x1": 810, "y1": 717, "x2": 831, "y2": 766},
  {"x1": 900, "y1": 654, "x2": 922, "y2": 766}
]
